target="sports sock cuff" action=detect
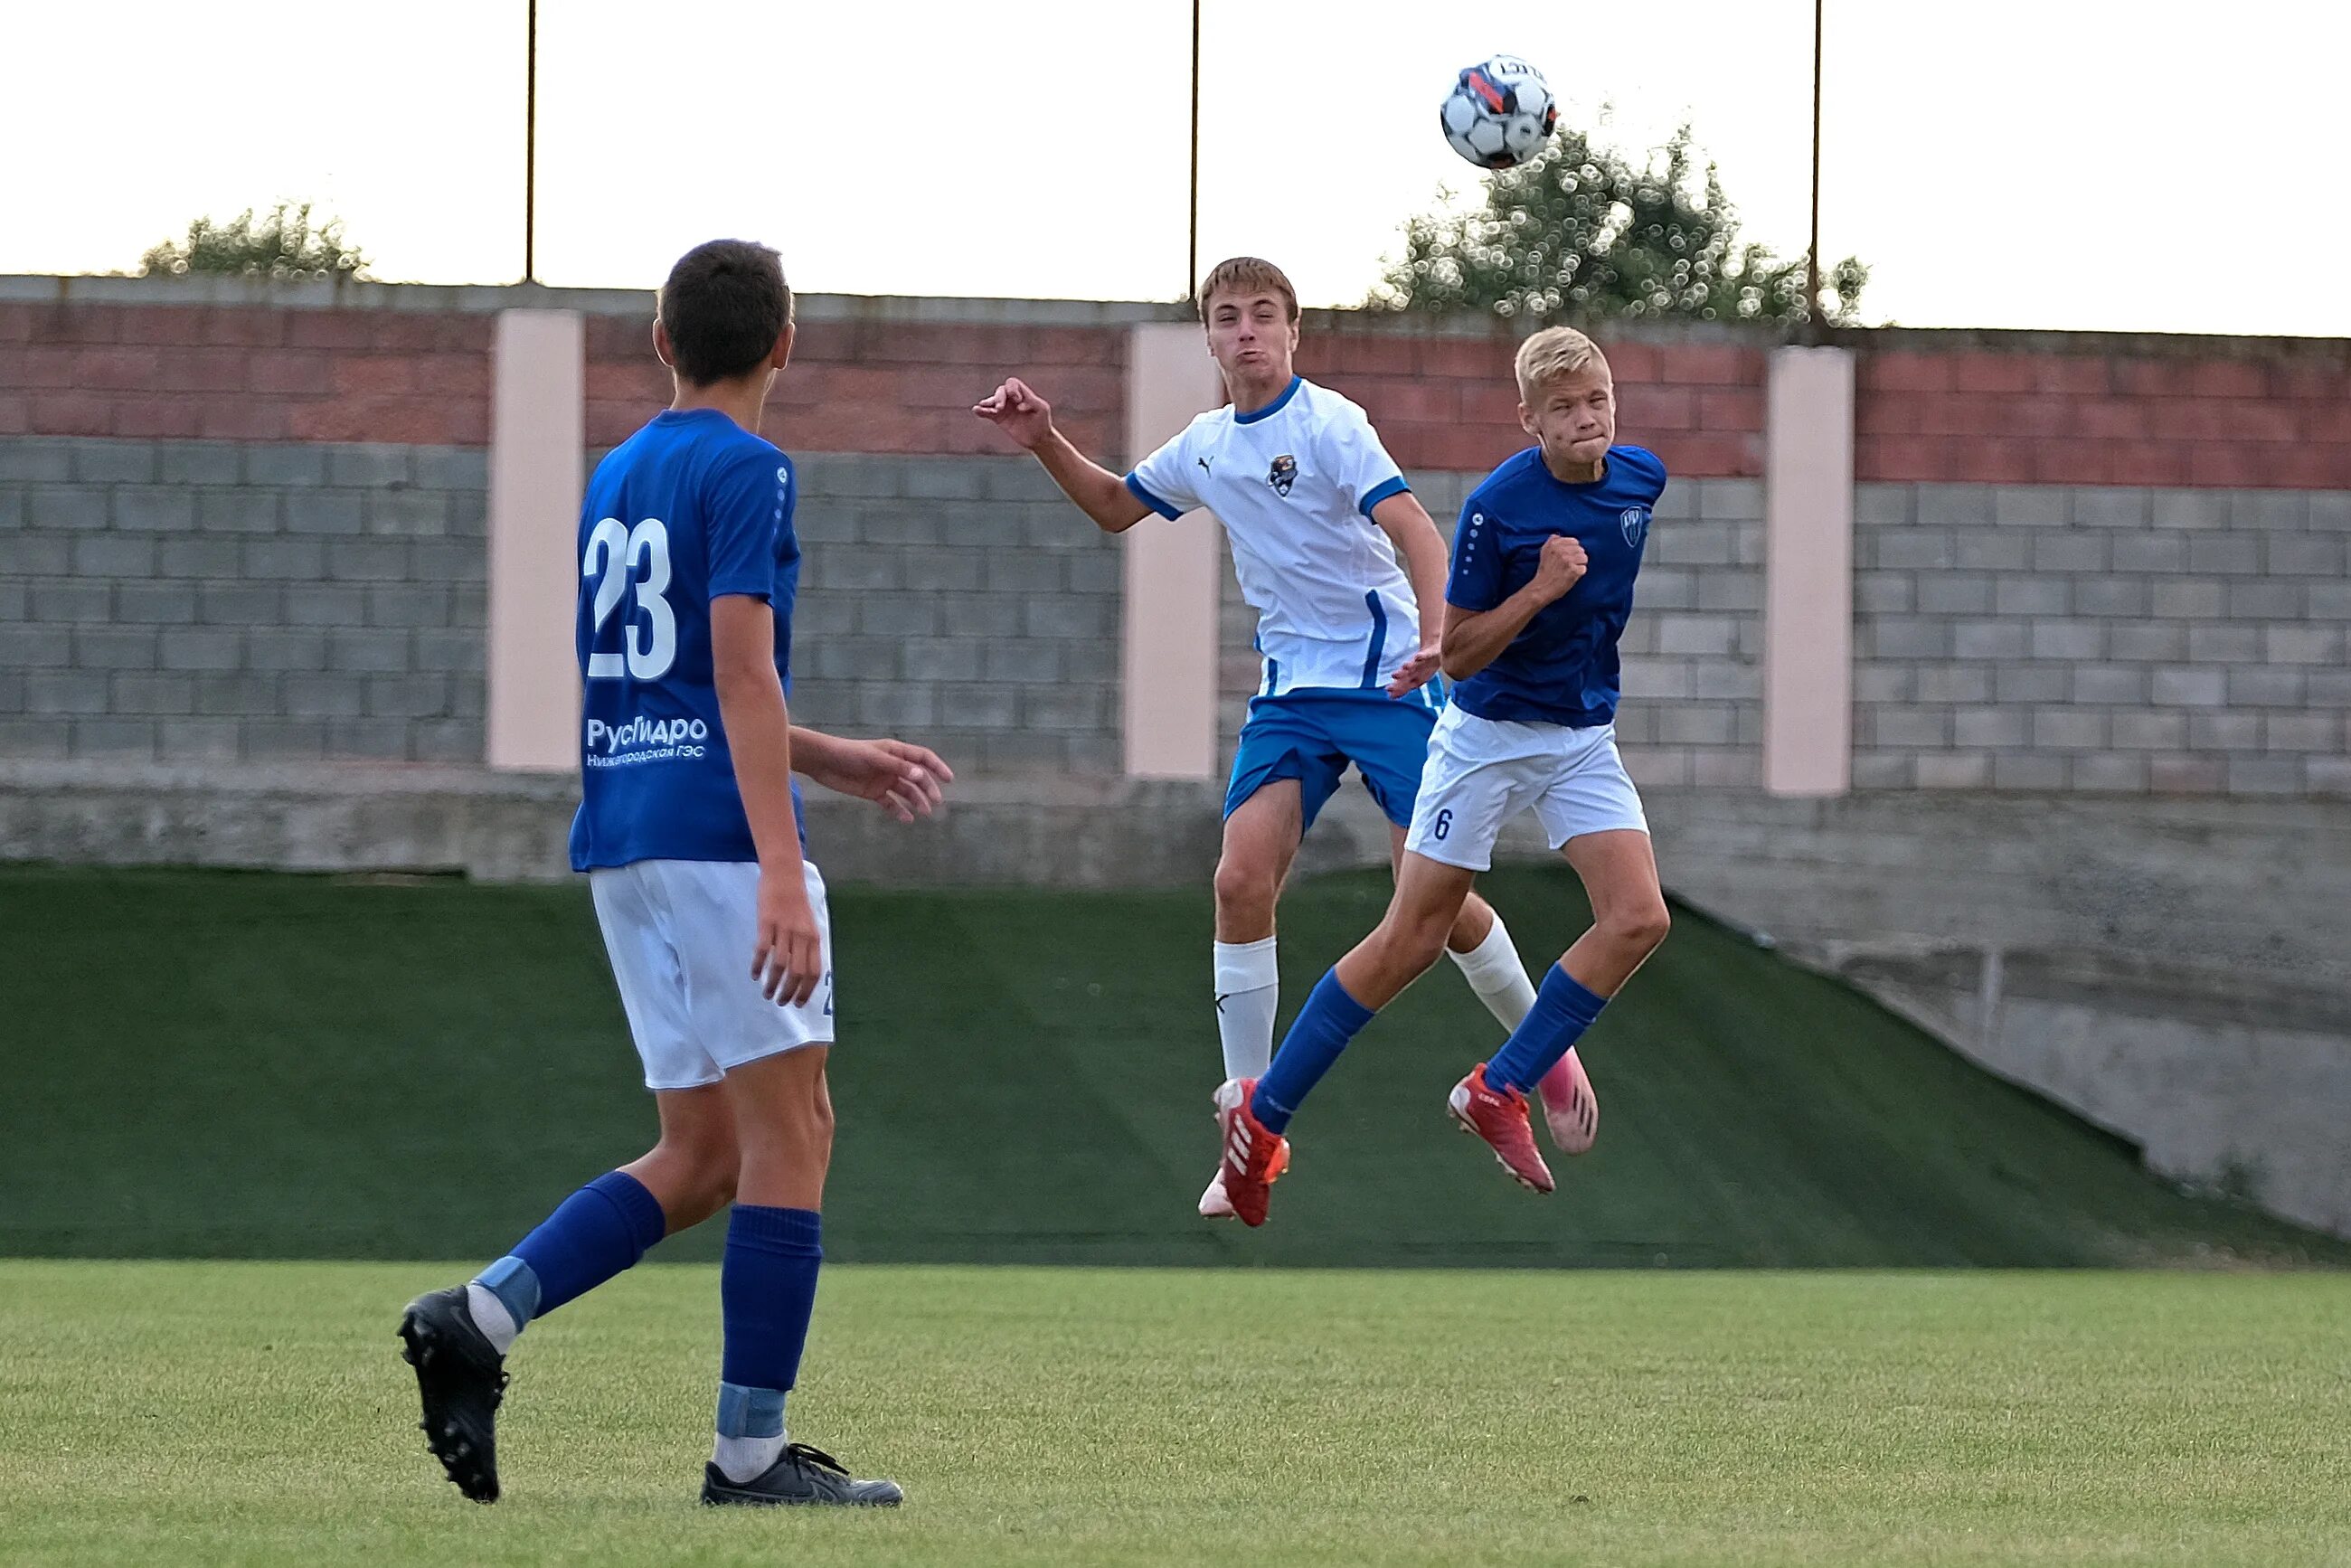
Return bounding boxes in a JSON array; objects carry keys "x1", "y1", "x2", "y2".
[
  {"x1": 1316, "y1": 968, "x2": 1377, "y2": 1031},
  {"x1": 1213, "y1": 936, "x2": 1279, "y2": 993},
  {"x1": 1542, "y1": 964, "x2": 1609, "y2": 1025},
  {"x1": 587, "y1": 1169, "x2": 670, "y2": 1253},
  {"x1": 727, "y1": 1204, "x2": 824, "y2": 1257},
  {"x1": 1447, "y1": 915, "x2": 1521, "y2": 987},
  {"x1": 474, "y1": 1254, "x2": 542, "y2": 1327},
  {"x1": 715, "y1": 1381, "x2": 788, "y2": 1440}
]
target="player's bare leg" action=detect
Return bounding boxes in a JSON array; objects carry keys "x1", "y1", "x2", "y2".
[
  {"x1": 619, "y1": 1083, "x2": 740, "y2": 1233},
  {"x1": 701, "y1": 1046, "x2": 900, "y2": 1507},
  {"x1": 1451, "y1": 830, "x2": 1666, "y2": 1191},
  {"x1": 1556, "y1": 830, "x2": 1670, "y2": 997},
  {"x1": 1333, "y1": 851, "x2": 1482, "y2": 1011},
  {"x1": 1386, "y1": 825, "x2": 1589, "y2": 1151},
  {"x1": 1215, "y1": 854, "x2": 1481, "y2": 1225},
  {"x1": 1203, "y1": 782, "x2": 1304, "y2": 1218},
  {"x1": 723, "y1": 1045, "x2": 833, "y2": 1212}
]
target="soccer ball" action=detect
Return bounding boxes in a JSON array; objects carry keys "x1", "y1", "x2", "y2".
[{"x1": 1440, "y1": 55, "x2": 1558, "y2": 169}]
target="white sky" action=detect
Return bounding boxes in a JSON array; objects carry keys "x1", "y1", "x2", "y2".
[{"x1": 5, "y1": 0, "x2": 2346, "y2": 335}]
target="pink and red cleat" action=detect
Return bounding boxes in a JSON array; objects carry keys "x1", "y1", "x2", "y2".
[{"x1": 1537, "y1": 1046, "x2": 1599, "y2": 1156}]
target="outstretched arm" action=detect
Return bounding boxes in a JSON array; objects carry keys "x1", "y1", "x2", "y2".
[
  {"x1": 1370, "y1": 491, "x2": 1450, "y2": 696},
  {"x1": 789, "y1": 726, "x2": 954, "y2": 824},
  {"x1": 1440, "y1": 535, "x2": 1589, "y2": 683},
  {"x1": 973, "y1": 377, "x2": 1151, "y2": 534}
]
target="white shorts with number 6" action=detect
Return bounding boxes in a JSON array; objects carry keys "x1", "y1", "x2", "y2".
[
  {"x1": 590, "y1": 858, "x2": 835, "y2": 1091},
  {"x1": 1404, "y1": 706, "x2": 1649, "y2": 872}
]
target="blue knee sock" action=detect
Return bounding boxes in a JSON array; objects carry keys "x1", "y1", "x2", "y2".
[
  {"x1": 718, "y1": 1204, "x2": 824, "y2": 1435},
  {"x1": 1253, "y1": 968, "x2": 1376, "y2": 1134},
  {"x1": 1485, "y1": 965, "x2": 1609, "y2": 1095},
  {"x1": 476, "y1": 1169, "x2": 667, "y2": 1330}
]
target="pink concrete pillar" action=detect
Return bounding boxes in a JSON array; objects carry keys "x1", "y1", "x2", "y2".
[
  {"x1": 1762, "y1": 345, "x2": 1856, "y2": 796},
  {"x1": 486, "y1": 309, "x2": 586, "y2": 771},
  {"x1": 1121, "y1": 322, "x2": 1223, "y2": 779}
]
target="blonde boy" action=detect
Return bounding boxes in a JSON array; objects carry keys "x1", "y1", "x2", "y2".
[{"x1": 1211, "y1": 327, "x2": 1673, "y2": 1225}]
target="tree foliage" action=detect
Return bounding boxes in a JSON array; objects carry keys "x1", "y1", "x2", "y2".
[
  {"x1": 1371, "y1": 126, "x2": 1865, "y2": 327},
  {"x1": 140, "y1": 202, "x2": 367, "y2": 282}
]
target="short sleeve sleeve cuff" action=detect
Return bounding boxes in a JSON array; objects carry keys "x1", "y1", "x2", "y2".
[
  {"x1": 1123, "y1": 472, "x2": 1185, "y2": 521},
  {"x1": 1357, "y1": 475, "x2": 1411, "y2": 517}
]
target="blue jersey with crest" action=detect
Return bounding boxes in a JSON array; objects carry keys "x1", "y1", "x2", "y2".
[
  {"x1": 1444, "y1": 444, "x2": 1666, "y2": 728},
  {"x1": 568, "y1": 408, "x2": 800, "y2": 871}
]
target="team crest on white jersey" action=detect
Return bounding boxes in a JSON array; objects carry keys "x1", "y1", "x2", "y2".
[
  {"x1": 1619, "y1": 506, "x2": 1649, "y2": 548},
  {"x1": 1267, "y1": 454, "x2": 1298, "y2": 496}
]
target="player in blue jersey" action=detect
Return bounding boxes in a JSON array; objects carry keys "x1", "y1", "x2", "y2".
[
  {"x1": 1211, "y1": 326, "x2": 1673, "y2": 1224},
  {"x1": 976, "y1": 257, "x2": 1599, "y2": 1218},
  {"x1": 398, "y1": 241, "x2": 949, "y2": 1506}
]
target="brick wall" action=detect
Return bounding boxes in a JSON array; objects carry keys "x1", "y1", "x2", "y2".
[
  {"x1": 0, "y1": 300, "x2": 489, "y2": 445},
  {"x1": 1293, "y1": 328, "x2": 1766, "y2": 478},
  {"x1": 0, "y1": 289, "x2": 1769, "y2": 481},
  {"x1": 1855, "y1": 338, "x2": 2351, "y2": 488},
  {"x1": 1853, "y1": 481, "x2": 2350, "y2": 795},
  {"x1": 3, "y1": 279, "x2": 2345, "y2": 798},
  {"x1": 583, "y1": 313, "x2": 1132, "y2": 465}
]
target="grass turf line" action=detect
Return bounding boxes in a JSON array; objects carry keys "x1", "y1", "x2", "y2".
[
  {"x1": 0, "y1": 864, "x2": 2337, "y2": 1269},
  {"x1": 3, "y1": 1261, "x2": 2347, "y2": 1567}
]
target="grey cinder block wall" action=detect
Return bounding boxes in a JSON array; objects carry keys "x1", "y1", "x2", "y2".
[
  {"x1": 1853, "y1": 482, "x2": 2349, "y2": 796},
  {"x1": 2, "y1": 439, "x2": 1121, "y2": 774}
]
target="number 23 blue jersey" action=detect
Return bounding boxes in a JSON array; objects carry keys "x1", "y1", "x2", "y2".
[{"x1": 568, "y1": 408, "x2": 800, "y2": 872}]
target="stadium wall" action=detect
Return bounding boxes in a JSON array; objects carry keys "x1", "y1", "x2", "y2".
[
  {"x1": 3, "y1": 278, "x2": 2347, "y2": 1237},
  {"x1": 5, "y1": 277, "x2": 2340, "y2": 801}
]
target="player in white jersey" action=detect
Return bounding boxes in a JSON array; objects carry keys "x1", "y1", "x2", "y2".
[{"x1": 976, "y1": 257, "x2": 1598, "y2": 1214}]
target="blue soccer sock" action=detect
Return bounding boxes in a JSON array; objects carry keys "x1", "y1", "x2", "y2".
[
  {"x1": 467, "y1": 1169, "x2": 667, "y2": 1350},
  {"x1": 1252, "y1": 968, "x2": 1377, "y2": 1134},
  {"x1": 1483, "y1": 965, "x2": 1609, "y2": 1095},
  {"x1": 714, "y1": 1204, "x2": 824, "y2": 1482}
]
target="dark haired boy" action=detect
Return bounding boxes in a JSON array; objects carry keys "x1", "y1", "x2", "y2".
[{"x1": 397, "y1": 240, "x2": 949, "y2": 1508}]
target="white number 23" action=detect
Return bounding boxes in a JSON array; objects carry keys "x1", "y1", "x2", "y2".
[{"x1": 582, "y1": 517, "x2": 676, "y2": 681}]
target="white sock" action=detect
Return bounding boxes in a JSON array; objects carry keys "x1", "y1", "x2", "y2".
[
  {"x1": 465, "y1": 1282, "x2": 522, "y2": 1355},
  {"x1": 713, "y1": 1432, "x2": 788, "y2": 1484},
  {"x1": 1448, "y1": 912, "x2": 1538, "y2": 1033},
  {"x1": 1213, "y1": 937, "x2": 1280, "y2": 1082}
]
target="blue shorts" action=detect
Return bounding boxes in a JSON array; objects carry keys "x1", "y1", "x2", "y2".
[{"x1": 1224, "y1": 687, "x2": 1442, "y2": 833}]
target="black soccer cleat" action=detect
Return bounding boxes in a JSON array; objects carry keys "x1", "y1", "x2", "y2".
[
  {"x1": 397, "y1": 1285, "x2": 510, "y2": 1503},
  {"x1": 700, "y1": 1443, "x2": 904, "y2": 1508}
]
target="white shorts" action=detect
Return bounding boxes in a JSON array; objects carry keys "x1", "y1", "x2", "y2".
[
  {"x1": 1403, "y1": 706, "x2": 1649, "y2": 872},
  {"x1": 589, "y1": 858, "x2": 835, "y2": 1091}
]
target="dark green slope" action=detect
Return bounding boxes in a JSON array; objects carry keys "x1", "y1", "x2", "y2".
[{"x1": 0, "y1": 864, "x2": 2334, "y2": 1267}]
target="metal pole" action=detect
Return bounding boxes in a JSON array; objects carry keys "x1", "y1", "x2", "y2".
[
  {"x1": 1806, "y1": 0, "x2": 1822, "y2": 330},
  {"x1": 1186, "y1": 0, "x2": 1201, "y2": 300},
  {"x1": 524, "y1": 0, "x2": 539, "y2": 284}
]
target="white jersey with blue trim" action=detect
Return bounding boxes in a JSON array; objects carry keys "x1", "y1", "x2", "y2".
[{"x1": 1123, "y1": 375, "x2": 1419, "y2": 697}]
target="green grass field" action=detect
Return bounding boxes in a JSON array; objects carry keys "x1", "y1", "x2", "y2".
[
  {"x1": 1, "y1": 864, "x2": 2337, "y2": 1268},
  {"x1": 4, "y1": 865, "x2": 2345, "y2": 1563},
  {"x1": 4, "y1": 1261, "x2": 2347, "y2": 1566}
]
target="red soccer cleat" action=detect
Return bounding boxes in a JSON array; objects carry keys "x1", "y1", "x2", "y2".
[
  {"x1": 1536, "y1": 1046, "x2": 1600, "y2": 1156},
  {"x1": 1211, "y1": 1078, "x2": 1290, "y2": 1227},
  {"x1": 1448, "y1": 1063, "x2": 1555, "y2": 1193},
  {"x1": 1199, "y1": 1139, "x2": 1291, "y2": 1219}
]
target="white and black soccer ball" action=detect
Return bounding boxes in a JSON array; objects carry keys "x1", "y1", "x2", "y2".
[{"x1": 1440, "y1": 55, "x2": 1558, "y2": 170}]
